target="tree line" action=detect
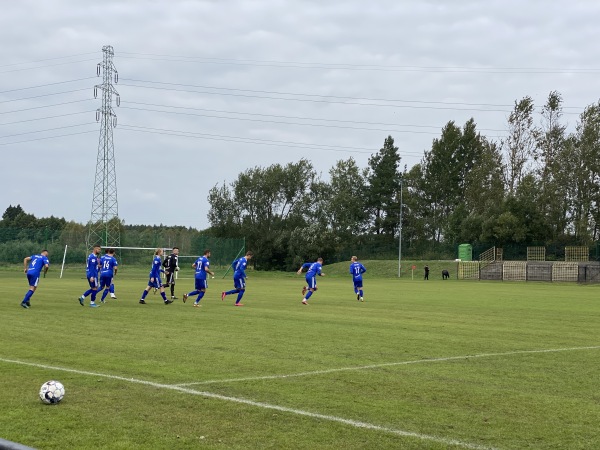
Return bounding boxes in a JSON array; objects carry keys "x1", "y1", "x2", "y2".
[
  {"x1": 3, "y1": 91, "x2": 599, "y2": 269},
  {"x1": 207, "y1": 92, "x2": 600, "y2": 268}
]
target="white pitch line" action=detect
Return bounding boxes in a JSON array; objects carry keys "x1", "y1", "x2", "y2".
[
  {"x1": 175, "y1": 345, "x2": 600, "y2": 387},
  {"x1": 0, "y1": 357, "x2": 495, "y2": 450}
]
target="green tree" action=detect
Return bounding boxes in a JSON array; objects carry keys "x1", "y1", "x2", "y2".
[
  {"x1": 504, "y1": 96, "x2": 537, "y2": 195},
  {"x1": 365, "y1": 136, "x2": 402, "y2": 237},
  {"x1": 323, "y1": 158, "x2": 368, "y2": 240}
]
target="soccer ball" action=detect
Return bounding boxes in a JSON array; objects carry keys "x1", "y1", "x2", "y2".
[{"x1": 39, "y1": 380, "x2": 65, "y2": 404}]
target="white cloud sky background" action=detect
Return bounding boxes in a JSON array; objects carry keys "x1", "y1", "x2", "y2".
[{"x1": 2, "y1": 0, "x2": 600, "y2": 229}]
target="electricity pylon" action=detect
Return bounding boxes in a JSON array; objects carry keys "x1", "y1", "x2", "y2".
[{"x1": 86, "y1": 45, "x2": 121, "y2": 249}]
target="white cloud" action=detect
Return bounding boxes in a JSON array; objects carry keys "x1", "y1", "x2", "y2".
[{"x1": 1, "y1": 0, "x2": 599, "y2": 228}]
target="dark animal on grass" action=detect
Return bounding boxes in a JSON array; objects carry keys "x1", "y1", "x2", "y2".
[{"x1": 442, "y1": 269, "x2": 450, "y2": 280}]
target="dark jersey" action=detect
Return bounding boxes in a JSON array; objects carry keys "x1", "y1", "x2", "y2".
[{"x1": 164, "y1": 253, "x2": 179, "y2": 272}]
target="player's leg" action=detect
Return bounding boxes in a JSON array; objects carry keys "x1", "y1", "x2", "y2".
[
  {"x1": 170, "y1": 275, "x2": 177, "y2": 299},
  {"x1": 302, "y1": 277, "x2": 316, "y2": 304},
  {"x1": 159, "y1": 283, "x2": 170, "y2": 304},
  {"x1": 234, "y1": 277, "x2": 246, "y2": 306},
  {"x1": 194, "y1": 280, "x2": 207, "y2": 306},
  {"x1": 21, "y1": 276, "x2": 38, "y2": 308},
  {"x1": 224, "y1": 276, "x2": 241, "y2": 300},
  {"x1": 356, "y1": 280, "x2": 364, "y2": 301},
  {"x1": 110, "y1": 282, "x2": 117, "y2": 298},
  {"x1": 140, "y1": 282, "x2": 152, "y2": 303},
  {"x1": 80, "y1": 277, "x2": 95, "y2": 305}
]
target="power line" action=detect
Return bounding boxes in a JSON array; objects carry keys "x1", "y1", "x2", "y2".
[
  {"x1": 0, "y1": 88, "x2": 90, "y2": 104},
  {"x1": 119, "y1": 82, "x2": 513, "y2": 113},
  {"x1": 119, "y1": 78, "x2": 587, "y2": 113},
  {"x1": 0, "y1": 123, "x2": 97, "y2": 140},
  {"x1": 0, "y1": 111, "x2": 93, "y2": 127},
  {"x1": 117, "y1": 52, "x2": 600, "y2": 74},
  {"x1": 121, "y1": 104, "x2": 482, "y2": 136},
  {"x1": 122, "y1": 100, "x2": 509, "y2": 133},
  {"x1": 118, "y1": 123, "x2": 427, "y2": 156},
  {"x1": 120, "y1": 77, "x2": 518, "y2": 108},
  {"x1": 0, "y1": 130, "x2": 97, "y2": 146},
  {"x1": 0, "y1": 99, "x2": 94, "y2": 115},
  {"x1": 0, "y1": 52, "x2": 98, "y2": 69},
  {"x1": 0, "y1": 58, "x2": 98, "y2": 75},
  {"x1": 0, "y1": 77, "x2": 97, "y2": 94}
]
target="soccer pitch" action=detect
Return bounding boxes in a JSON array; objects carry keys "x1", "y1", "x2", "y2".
[{"x1": 1, "y1": 266, "x2": 599, "y2": 449}]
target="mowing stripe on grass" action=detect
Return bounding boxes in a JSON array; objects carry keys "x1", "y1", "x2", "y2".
[
  {"x1": 0, "y1": 357, "x2": 495, "y2": 450},
  {"x1": 175, "y1": 345, "x2": 600, "y2": 386}
]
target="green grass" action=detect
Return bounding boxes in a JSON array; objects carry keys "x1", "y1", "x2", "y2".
[{"x1": 1, "y1": 263, "x2": 600, "y2": 449}]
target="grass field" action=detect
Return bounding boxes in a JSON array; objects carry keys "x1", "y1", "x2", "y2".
[{"x1": 1, "y1": 261, "x2": 600, "y2": 449}]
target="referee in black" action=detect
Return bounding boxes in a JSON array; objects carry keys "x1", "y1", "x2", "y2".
[{"x1": 163, "y1": 247, "x2": 179, "y2": 299}]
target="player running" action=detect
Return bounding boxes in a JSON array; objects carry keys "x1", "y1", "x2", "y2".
[
  {"x1": 183, "y1": 249, "x2": 215, "y2": 307},
  {"x1": 20, "y1": 249, "x2": 49, "y2": 309},
  {"x1": 221, "y1": 251, "x2": 253, "y2": 306},
  {"x1": 79, "y1": 245, "x2": 101, "y2": 307},
  {"x1": 139, "y1": 248, "x2": 172, "y2": 305},
  {"x1": 297, "y1": 257, "x2": 325, "y2": 305},
  {"x1": 349, "y1": 256, "x2": 366, "y2": 302},
  {"x1": 98, "y1": 248, "x2": 118, "y2": 303}
]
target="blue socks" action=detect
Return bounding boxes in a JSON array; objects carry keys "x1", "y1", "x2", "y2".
[{"x1": 22, "y1": 290, "x2": 34, "y2": 303}]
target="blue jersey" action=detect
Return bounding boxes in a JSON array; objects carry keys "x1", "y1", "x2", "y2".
[
  {"x1": 232, "y1": 257, "x2": 248, "y2": 278},
  {"x1": 149, "y1": 255, "x2": 162, "y2": 279},
  {"x1": 26, "y1": 254, "x2": 49, "y2": 277},
  {"x1": 194, "y1": 256, "x2": 210, "y2": 280},
  {"x1": 86, "y1": 253, "x2": 100, "y2": 278},
  {"x1": 100, "y1": 255, "x2": 118, "y2": 276},
  {"x1": 350, "y1": 262, "x2": 366, "y2": 280},
  {"x1": 302, "y1": 262, "x2": 322, "y2": 278}
]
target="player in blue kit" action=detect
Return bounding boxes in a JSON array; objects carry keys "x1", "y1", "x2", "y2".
[
  {"x1": 139, "y1": 248, "x2": 172, "y2": 305},
  {"x1": 98, "y1": 248, "x2": 118, "y2": 303},
  {"x1": 221, "y1": 251, "x2": 253, "y2": 306},
  {"x1": 79, "y1": 245, "x2": 101, "y2": 307},
  {"x1": 20, "y1": 249, "x2": 49, "y2": 308},
  {"x1": 349, "y1": 255, "x2": 367, "y2": 302},
  {"x1": 297, "y1": 257, "x2": 325, "y2": 305},
  {"x1": 183, "y1": 249, "x2": 215, "y2": 307}
]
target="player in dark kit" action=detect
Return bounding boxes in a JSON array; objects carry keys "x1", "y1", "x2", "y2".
[{"x1": 163, "y1": 247, "x2": 179, "y2": 299}]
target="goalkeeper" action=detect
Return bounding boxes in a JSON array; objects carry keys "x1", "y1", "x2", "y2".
[{"x1": 163, "y1": 247, "x2": 179, "y2": 299}]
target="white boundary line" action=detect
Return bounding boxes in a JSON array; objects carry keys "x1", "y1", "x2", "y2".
[
  {"x1": 175, "y1": 345, "x2": 600, "y2": 386},
  {"x1": 0, "y1": 357, "x2": 495, "y2": 450}
]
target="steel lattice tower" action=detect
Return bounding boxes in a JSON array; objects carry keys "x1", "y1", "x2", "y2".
[{"x1": 86, "y1": 45, "x2": 121, "y2": 248}]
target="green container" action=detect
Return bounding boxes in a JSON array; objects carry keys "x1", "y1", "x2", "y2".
[{"x1": 458, "y1": 244, "x2": 473, "y2": 261}]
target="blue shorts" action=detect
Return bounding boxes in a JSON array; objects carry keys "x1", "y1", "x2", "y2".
[
  {"x1": 195, "y1": 278, "x2": 208, "y2": 290},
  {"x1": 87, "y1": 276, "x2": 99, "y2": 289},
  {"x1": 353, "y1": 278, "x2": 363, "y2": 289},
  {"x1": 148, "y1": 277, "x2": 163, "y2": 289},
  {"x1": 306, "y1": 275, "x2": 317, "y2": 290},
  {"x1": 26, "y1": 274, "x2": 40, "y2": 287},
  {"x1": 99, "y1": 274, "x2": 113, "y2": 289},
  {"x1": 233, "y1": 276, "x2": 246, "y2": 290}
]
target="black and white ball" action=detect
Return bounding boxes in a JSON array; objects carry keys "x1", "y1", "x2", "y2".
[{"x1": 39, "y1": 380, "x2": 65, "y2": 404}]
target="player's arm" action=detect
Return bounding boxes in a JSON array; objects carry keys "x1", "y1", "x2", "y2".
[
  {"x1": 43, "y1": 264, "x2": 49, "y2": 277},
  {"x1": 296, "y1": 262, "x2": 308, "y2": 275},
  {"x1": 23, "y1": 256, "x2": 31, "y2": 273}
]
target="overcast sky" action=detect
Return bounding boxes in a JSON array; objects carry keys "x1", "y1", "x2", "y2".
[{"x1": 2, "y1": 1, "x2": 600, "y2": 229}]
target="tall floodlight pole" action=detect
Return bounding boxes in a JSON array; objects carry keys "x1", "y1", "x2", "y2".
[
  {"x1": 86, "y1": 45, "x2": 121, "y2": 249},
  {"x1": 398, "y1": 178, "x2": 403, "y2": 278}
]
